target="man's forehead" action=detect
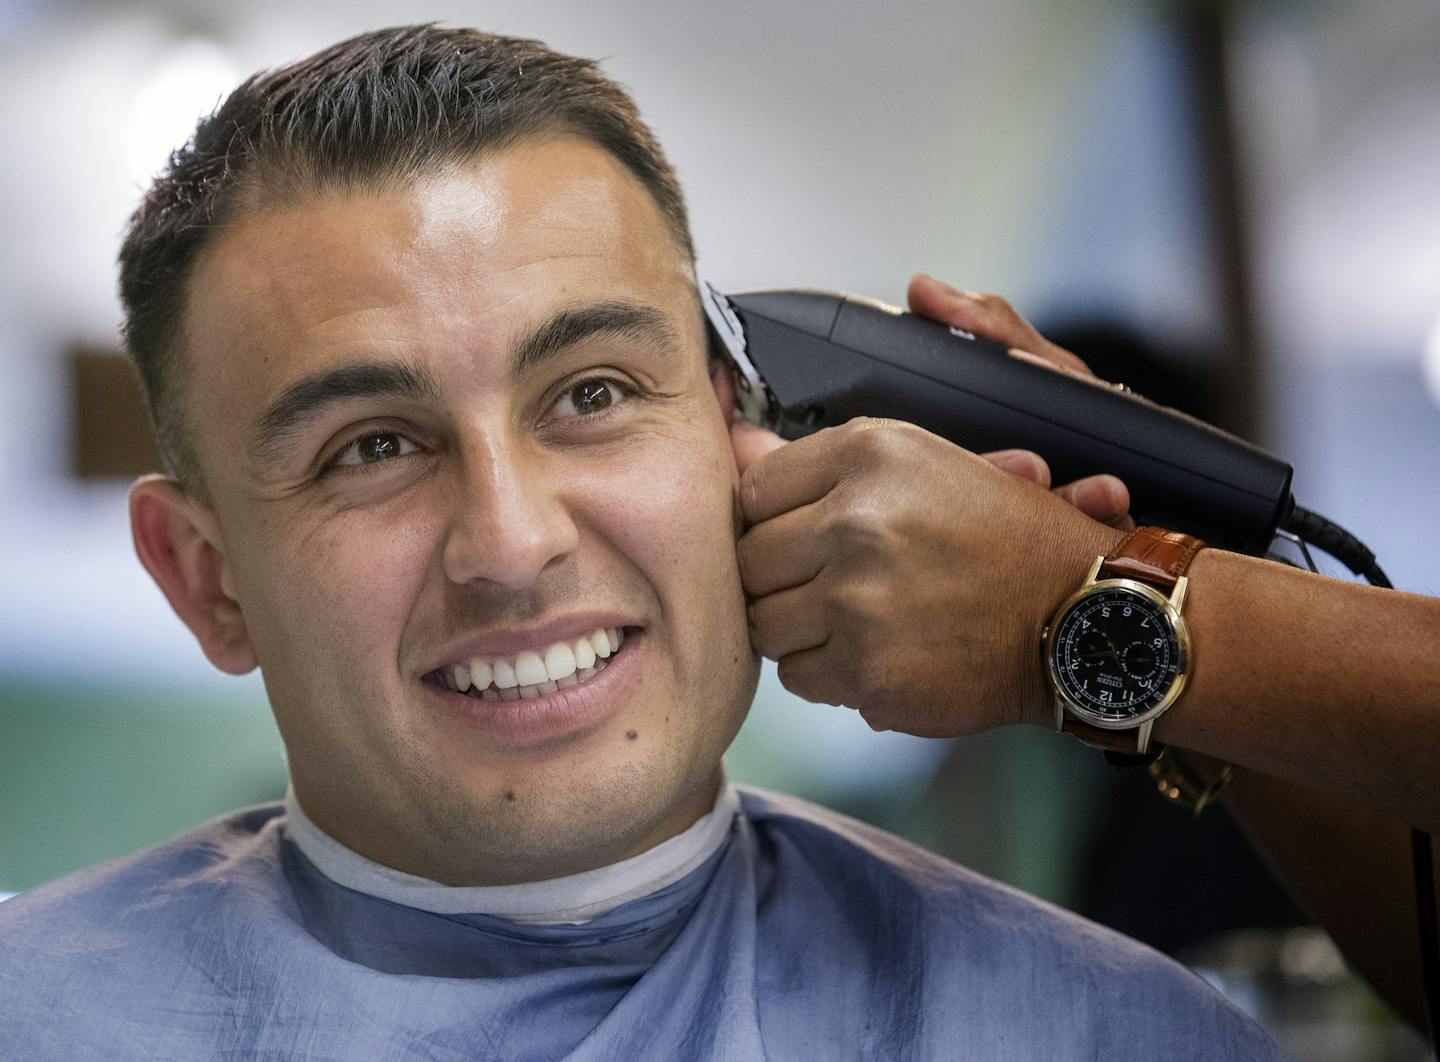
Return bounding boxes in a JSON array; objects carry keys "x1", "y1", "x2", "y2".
[
  {"x1": 193, "y1": 141, "x2": 676, "y2": 336},
  {"x1": 183, "y1": 139, "x2": 694, "y2": 401}
]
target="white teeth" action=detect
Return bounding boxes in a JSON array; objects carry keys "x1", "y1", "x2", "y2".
[
  {"x1": 515, "y1": 650, "x2": 547, "y2": 686},
  {"x1": 544, "y1": 642, "x2": 577, "y2": 681},
  {"x1": 442, "y1": 627, "x2": 629, "y2": 699},
  {"x1": 469, "y1": 658, "x2": 492, "y2": 690}
]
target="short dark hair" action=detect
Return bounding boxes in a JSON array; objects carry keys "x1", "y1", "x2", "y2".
[{"x1": 118, "y1": 24, "x2": 695, "y2": 497}]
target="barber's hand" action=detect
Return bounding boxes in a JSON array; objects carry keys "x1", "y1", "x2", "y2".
[{"x1": 731, "y1": 276, "x2": 1132, "y2": 736}]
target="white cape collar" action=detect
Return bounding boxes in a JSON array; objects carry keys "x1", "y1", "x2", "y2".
[{"x1": 282, "y1": 782, "x2": 739, "y2": 925}]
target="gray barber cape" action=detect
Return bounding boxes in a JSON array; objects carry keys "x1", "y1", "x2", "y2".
[{"x1": 0, "y1": 786, "x2": 1284, "y2": 1060}]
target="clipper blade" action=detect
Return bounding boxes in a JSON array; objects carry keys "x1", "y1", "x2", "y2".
[{"x1": 701, "y1": 281, "x2": 775, "y2": 429}]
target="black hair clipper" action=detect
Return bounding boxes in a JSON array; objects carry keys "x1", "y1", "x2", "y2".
[{"x1": 703, "y1": 282, "x2": 1295, "y2": 555}]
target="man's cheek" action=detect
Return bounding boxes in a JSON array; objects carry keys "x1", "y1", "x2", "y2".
[
  {"x1": 247, "y1": 512, "x2": 433, "y2": 651},
  {"x1": 589, "y1": 429, "x2": 732, "y2": 536}
]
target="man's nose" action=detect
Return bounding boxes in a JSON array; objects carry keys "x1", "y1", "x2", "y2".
[{"x1": 440, "y1": 445, "x2": 579, "y2": 590}]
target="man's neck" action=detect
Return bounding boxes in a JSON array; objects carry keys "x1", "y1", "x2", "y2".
[{"x1": 282, "y1": 778, "x2": 739, "y2": 924}]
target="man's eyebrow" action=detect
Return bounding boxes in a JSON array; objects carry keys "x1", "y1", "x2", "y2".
[
  {"x1": 248, "y1": 361, "x2": 440, "y2": 466},
  {"x1": 511, "y1": 301, "x2": 678, "y2": 377}
]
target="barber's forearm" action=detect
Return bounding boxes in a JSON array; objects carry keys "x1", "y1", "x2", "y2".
[{"x1": 1150, "y1": 548, "x2": 1440, "y2": 832}]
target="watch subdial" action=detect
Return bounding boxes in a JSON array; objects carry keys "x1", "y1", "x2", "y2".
[
  {"x1": 1076, "y1": 628, "x2": 1119, "y2": 667},
  {"x1": 1121, "y1": 641, "x2": 1159, "y2": 684}
]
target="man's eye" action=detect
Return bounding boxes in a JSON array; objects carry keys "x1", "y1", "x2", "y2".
[
  {"x1": 329, "y1": 431, "x2": 420, "y2": 470},
  {"x1": 550, "y1": 377, "x2": 632, "y2": 419}
]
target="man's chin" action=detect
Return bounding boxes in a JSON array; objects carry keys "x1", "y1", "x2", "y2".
[{"x1": 400, "y1": 753, "x2": 721, "y2": 887}]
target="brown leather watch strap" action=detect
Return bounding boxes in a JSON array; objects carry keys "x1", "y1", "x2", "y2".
[
  {"x1": 1099, "y1": 526, "x2": 1206, "y2": 588},
  {"x1": 1060, "y1": 718, "x2": 1163, "y2": 754}
]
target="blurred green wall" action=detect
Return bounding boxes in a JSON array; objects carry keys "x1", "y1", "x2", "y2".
[{"x1": 0, "y1": 680, "x2": 287, "y2": 893}]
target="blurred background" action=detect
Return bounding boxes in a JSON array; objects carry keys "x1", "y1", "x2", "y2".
[{"x1": 1, "y1": 0, "x2": 1437, "y2": 1056}]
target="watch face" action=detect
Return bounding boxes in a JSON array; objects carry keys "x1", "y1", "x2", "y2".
[{"x1": 1049, "y1": 586, "x2": 1183, "y2": 722}]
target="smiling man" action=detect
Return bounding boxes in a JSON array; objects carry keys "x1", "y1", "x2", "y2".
[
  {"x1": 0, "y1": 25, "x2": 1283, "y2": 1060},
  {"x1": 162, "y1": 136, "x2": 752, "y2": 893}
]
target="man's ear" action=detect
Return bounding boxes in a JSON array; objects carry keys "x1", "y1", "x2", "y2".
[
  {"x1": 129, "y1": 474, "x2": 257, "y2": 675},
  {"x1": 709, "y1": 356, "x2": 738, "y2": 423},
  {"x1": 710, "y1": 355, "x2": 787, "y2": 475}
]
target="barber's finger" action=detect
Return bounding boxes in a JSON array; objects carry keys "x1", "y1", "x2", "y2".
[
  {"x1": 907, "y1": 274, "x2": 1092, "y2": 377},
  {"x1": 906, "y1": 274, "x2": 1044, "y2": 351},
  {"x1": 747, "y1": 583, "x2": 830, "y2": 660},
  {"x1": 730, "y1": 418, "x2": 787, "y2": 476},
  {"x1": 738, "y1": 424, "x2": 854, "y2": 525},
  {"x1": 774, "y1": 645, "x2": 848, "y2": 707},
  {"x1": 982, "y1": 449, "x2": 1051, "y2": 489},
  {"x1": 1053, "y1": 474, "x2": 1132, "y2": 528},
  {"x1": 737, "y1": 500, "x2": 829, "y2": 596}
]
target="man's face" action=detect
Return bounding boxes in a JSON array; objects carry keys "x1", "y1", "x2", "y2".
[{"x1": 178, "y1": 137, "x2": 758, "y2": 885}]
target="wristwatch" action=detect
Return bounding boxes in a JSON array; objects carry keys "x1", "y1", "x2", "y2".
[{"x1": 1042, "y1": 526, "x2": 1206, "y2": 758}]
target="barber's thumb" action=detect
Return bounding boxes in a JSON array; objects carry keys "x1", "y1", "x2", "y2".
[{"x1": 731, "y1": 418, "x2": 787, "y2": 474}]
